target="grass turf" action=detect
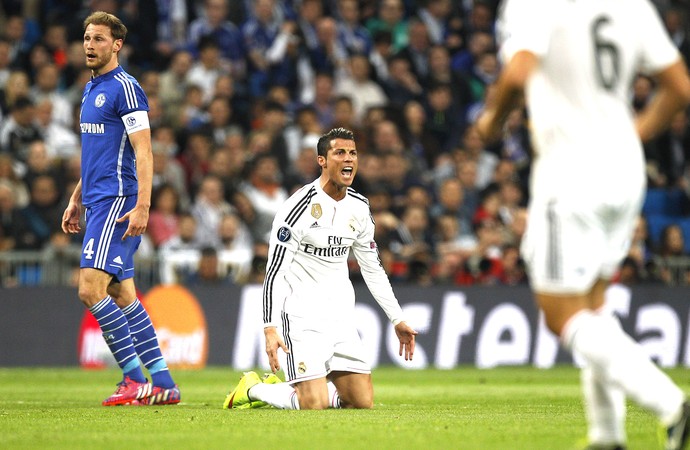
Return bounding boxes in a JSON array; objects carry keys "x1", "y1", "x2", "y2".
[{"x1": 0, "y1": 366, "x2": 685, "y2": 449}]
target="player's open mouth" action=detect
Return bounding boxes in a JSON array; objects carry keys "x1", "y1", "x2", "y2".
[
  {"x1": 86, "y1": 53, "x2": 96, "y2": 61},
  {"x1": 341, "y1": 167, "x2": 353, "y2": 178}
]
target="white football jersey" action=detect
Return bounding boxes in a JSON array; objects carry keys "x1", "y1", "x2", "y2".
[
  {"x1": 498, "y1": 0, "x2": 680, "y2": 201},
  {"x1": 262, "y1": 179, "x2": 404, "y2": 327}
]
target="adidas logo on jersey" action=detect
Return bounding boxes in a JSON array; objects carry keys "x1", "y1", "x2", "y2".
[
  {"x1": 113, "y1": 256, "x2": 124, "y2": 265},
  {"x1": 310, "y1": 221, "x2": 320, "y2": 228}
]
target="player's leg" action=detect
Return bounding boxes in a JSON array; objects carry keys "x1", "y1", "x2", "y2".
[
  {"x1": 329, "y1": 371, "x2": 373, "y2": 409},
  {"x1": 78, "y1": 267, "x2": 149, "y2": 404},
  {"x1": 580, "y1": 282, "x2": 626, "y2": 447},
  {"x1": 109, "y1": 278, "x2": 179, "y2": 405},
  {"x1": 541, "y1": 289, "x2": 686, "y2": 434}
]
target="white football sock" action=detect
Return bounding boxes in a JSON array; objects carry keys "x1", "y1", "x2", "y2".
[
  {"x1": 581, "y1": 363, "x2": 626, "y2": 445},
  {"x1": 580, "y1": 312, "x2": 627, "y2": 445},
  {"x1": 563, "y1": 310, "x2": 685, "y2": 426},
  {"x1": 249, "y1": 382, "x2": 300, "y2": 410},
  {"x1": 327, "y1": 381, "x2": 341, "y2": 409},
  {"x1": 249, "y1": 381, "x2": 341, "y2": 410}
]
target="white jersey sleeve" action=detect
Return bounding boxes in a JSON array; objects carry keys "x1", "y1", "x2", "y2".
[
  {"x1": 262, "y1": 198, "x2": 303, "y2": 328},
  {"x1": 498, "y1": 0, "x2": 554, "y2": 62},
  {"x1": 352, "y1": 211, "x2": 405, "y2": 325},
  {"x1": 635, "y1": 0, "x2": 681, "y2": 75}
]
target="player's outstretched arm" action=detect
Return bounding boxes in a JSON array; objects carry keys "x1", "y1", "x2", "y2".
[
  {"x1": 264, "y1": 326, "x2": 290, "y2": 373},
  {"x1": 62, "y1": 179, "x2": 83, "y2": 234},
  {"x1": 394, "y1": 321, "x2": 418, "y2": 361}
]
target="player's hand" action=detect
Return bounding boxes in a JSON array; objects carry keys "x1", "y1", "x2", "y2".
[
  {"x1": 117, "y1": 204, "x2": 149, "y2": 240},
  {"x1": 394, "y1": 321, "x2": 418, "y2": 361},
  {"x1": 264, "y1": 326, "x2": 289, "y2": 373},
  {"x1": 475, "y1": 111, "x2": 502, "y2": 144},
  {"x1": 61, "y1": 203, "x2": 81, "y2": 234}
]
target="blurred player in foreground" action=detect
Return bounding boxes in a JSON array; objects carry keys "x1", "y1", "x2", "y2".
[{"x1": 477, "y1": 0, "x2": 690, "y2": 448}]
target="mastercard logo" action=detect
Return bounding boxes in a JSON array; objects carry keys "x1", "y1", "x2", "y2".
[
  {"x1": 144, "y1": 285, "x2": 208, "y2": 369},
  {"x1": 77, "y1": 285, "x2": 208, "y2": 369}
]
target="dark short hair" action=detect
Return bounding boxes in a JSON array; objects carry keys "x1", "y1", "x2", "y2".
[
  {"x1": 316, "y1": 128, "x2": 354, "y2": 157},
  {"x1": 83, "y1": 11, "x2": 127, "y2": 41}
]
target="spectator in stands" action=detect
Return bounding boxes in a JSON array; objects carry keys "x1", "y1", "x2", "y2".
[
  {"x1": 187, "y1": 0, "x2": 245, "y2": 80},
  {"x1": 2, "y1": 15, "x2": 37, "y2": 69},
  {"x1": 308, "y1": 16, "x2": 349, "y2": 80},
  {"x1": 416, "y1": 0, "x2": 453, "y2": 46},
  {"x1": 147, "y1": 184, "x2": 181, "y2": 249},
  {"x1": 458, "y1": 125, "x2": 499, "y2": 190},
  {"x1": 627, "y1": 215, "x2": 653, "y2": 281},
  {"x1": 365, "y1": 0, "x2": 408, "y2": 52},
  {"x1": 180, "y1": 246, "x2": 233, "y2": 285},
  {"x1": 284, "y1": 105, "x2": 322, "y2": 164},
  {"x1": 295, "y1": 0, "x2": 323, "y2": 53},
  {"x1": 382, "y1": 54, "x2": 423, "y2": 109},
  {"x1": 396, "y1": 18, "x2": 431, "y2": 81},
  {"x1": 335, "y1": 53, "x2": 388, "y2": 126},
  {"x1": 158, "y1": 211, "x2": 202, "y2": 284},
  {"x1": 207, "y1": 146, "x2": 243, "y2": 202},
  {"x1": 217, "y1": 212, "x2": 254, "y2": 282},
  {"x1": 647, "y1": 109, "x2": 690, "y2": 189},
  {"x1": 242, "y1": 0, "x2": 298, "y2": 98},
  {"x1": 34, "y1": 98, "x2": 79, "y2": 161},
  {"x1": 0, "y1": 39, "x2": 12, "y2": 92},
  {"x1": 388, "y1": 204, "x2": 434, "y2": 265},
  {"x1": 158, "y1": 49, "x2": 193, "y2": 126},
  {"x1": 177, "y1": 131, "x2": 212, "y2": 191},
  {"x1": 662, "y1": 6, "x2": 690, "y2": 65},
  {"x1": 422, "y1": 81, "x2": 463, "y2": 153},
  {"x1": 23, "y1": 140, "x2": 62, "y2": 194},
  {"x1": 451, "y1": 30, "x2": 494, "y2": 75},
  {"x1": 13, "y1": 174, "x2": 63, "y2": 250},
  {"x1": 41, "y1": 22, "x2": 69, "y2": 69},
  {"x1": 401, "y1": 100, "x2": 441, "y2": 171},
  {"x1": 0, "y1": 96, "x2": 42, "y2": 175},
  {"x1": 0, "y1": 180, "x2": 17, "y2": 251},
  {"x1": 196, "y1": 96, "x2": 243, "y2": 147},
  {"x1": 424, "y1": 44, "x2": 473, "y2": 114},
  {"x1": 336, "y1": 0, "x2": 372, "y2": 55},
  {"x1": 151, "y1": 125, "x2": 189, "y2": 208},
  {"x1": 653, "y1": 223, "x2": 690, "y2": 285},
  {"x1": 186, "y1": 36, "x2": 226, "y2": 105},
  {"x1": 191, "y1": 174, "x2": 235, "y2": 248},
  {"x1": 239, "y1": 153, "x2": 288, "y2": 244},
  {"x1": 0, "y1": 70, "x2": 30, "y2": 118}
]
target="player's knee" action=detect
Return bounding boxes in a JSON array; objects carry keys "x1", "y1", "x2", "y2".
[
  {"x1": 77, "y1": 284, "x2": 102, "y2": 307},
  {"x1": 340, "y1": 395, "x2": 373, "y2": 409}
]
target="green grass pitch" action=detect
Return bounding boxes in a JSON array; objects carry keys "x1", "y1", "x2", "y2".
[{"x1": 0, "y1": 366, "x2": 685, "y2": 449}]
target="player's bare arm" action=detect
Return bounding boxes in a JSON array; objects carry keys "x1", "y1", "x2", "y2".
[
  {"x1": 117, "y1": 128, "x2": 153, "y2": 239},
  {"x1": 62, "y1": 179, "x2": 83, "y2": 234},
  {"x1": 635, "y1": 59, "x2": 690, "y2": 142},
  {"x1": 264, "y1": 326, "x2": 290, "y2": 373},
  {"x1": 394, "y1": 321, "x2": 418, "y2": 361},
  {"x1": 476, "y1": 50, "x2": 538, "y2": 143}
]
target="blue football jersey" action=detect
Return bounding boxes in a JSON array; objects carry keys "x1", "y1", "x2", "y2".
[{"x1": 79, "y1": 66, "x2": 149, "y2": 207}]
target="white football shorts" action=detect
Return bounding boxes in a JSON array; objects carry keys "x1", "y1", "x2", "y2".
[
  {"x1": 521, "y1": 191, "x2": 642, "y2": 295},
  {"x1": 278, "y1": 312, "x2": 371, "y2": 384}
]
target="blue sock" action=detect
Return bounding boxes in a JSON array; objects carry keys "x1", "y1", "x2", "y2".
[
  {"x1": 121, "y1": 299, "x2": 175, "y2": 388},
  {"x1": 89, "y1": 296, "x2": 146, "y2": 383}
]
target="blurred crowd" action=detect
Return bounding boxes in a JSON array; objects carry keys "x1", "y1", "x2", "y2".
[{"x1": 1, "y1": 0, "x2": 690, "y2": 287}]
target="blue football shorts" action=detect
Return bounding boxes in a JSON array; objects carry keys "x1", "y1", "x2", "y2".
[{"x1": 80, "y1": 195, "x2": 141, "y2": 281}]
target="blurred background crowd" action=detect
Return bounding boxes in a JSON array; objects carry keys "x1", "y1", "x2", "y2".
[{"x1": 0, "y1": 0, "x2": 689, "y2": 288}]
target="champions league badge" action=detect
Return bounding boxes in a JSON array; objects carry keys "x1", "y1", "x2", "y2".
[
  {"x1": 277, "y1": 226, "x2": 291, "y2": 242},
  {"x1": 95, "y1": 93, "x2": 106, "y2": 107}
]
